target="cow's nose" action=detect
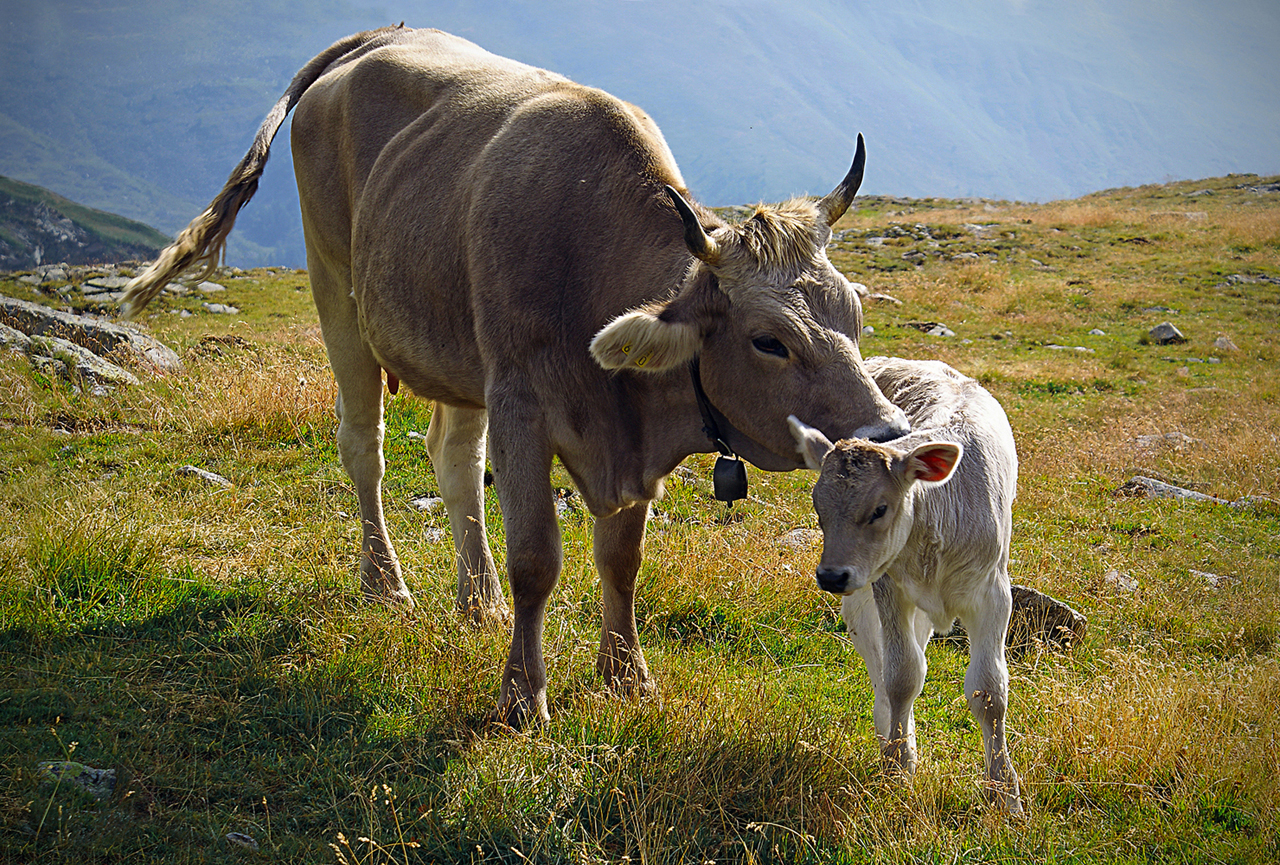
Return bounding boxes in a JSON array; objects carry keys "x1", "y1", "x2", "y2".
[
  {"x1": 867, "y1": 406, "x2": 911, "y2": 443},
  {"x1": 815, "y1": 567, "x2": 850, "y2": 594}
]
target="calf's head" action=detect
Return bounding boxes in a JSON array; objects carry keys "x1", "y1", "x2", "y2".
[
  {"x1": 788, "y1": 416, "x2": 962, "y2": 594},
  {"x1": 591, "y1": 135, "x2": 909, "y2": 469}
]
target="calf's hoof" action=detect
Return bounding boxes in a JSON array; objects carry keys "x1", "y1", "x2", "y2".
[{"x1": 982, "y1": 778, "x2": 1024, "y2": 814}]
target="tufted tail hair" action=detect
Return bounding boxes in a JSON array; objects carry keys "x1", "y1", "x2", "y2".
[{"x1": 120, "y1": 24, "x2": 410, "y2": 320}]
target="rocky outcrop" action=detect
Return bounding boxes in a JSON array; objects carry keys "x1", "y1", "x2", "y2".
[{"x1": 0, "y1": 295, "x2": 182, "y2": 374}]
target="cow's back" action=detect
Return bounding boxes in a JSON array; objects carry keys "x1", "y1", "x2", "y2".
[{"x1": 292, "y1": 28, "x2": 689, "y2": 409}]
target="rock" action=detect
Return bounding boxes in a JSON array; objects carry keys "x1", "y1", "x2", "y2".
[
  {"x1": 905, "y1": 321, "x2": 955, "y2": 338},
  {"x1": 409, "y1": 495, "x2": 444, "y2": 511},
  {"x1": 1213, "y1": 335, "x2": 1239, "y2": 352},
  {"x1": 1191, "y1": 569, "x2": 1236, "y2": 589},
  {"x1": 225, "y1": 833, "x2": 260, "y2": 852},
  {"x1": 1103, "y1": 569, "x2": 1138, "y2": 592},
  {"x1": 1115, "y1": 475, "x2": 1238, "y2": 506},
  {"x1": 952, "y1": 252, "x2": 980, "y2": 261},
  {"x1": 178, "y1": 465, "x2": 233, "y2": 487},
  {"x1": 197, "y1": 281, "x2": 226, "y2": 293},
  {"x1": 202, "y1": 302, "x2": 240, "y2": 315},
  {"x1": 0, "y1": 295, "x2": 183, "y2": 374},
  {"x1": 85, "y1": 276, "x2": 131, "y2": 290},
  {"x1": 38, "y1": 761, "x2": 116, "y2": 800},
  {"x1": 1135, "y1": 432, "x2": 1200, "y2": 450},
  {"x1": 862, "y1": 325, "x2": 874, "y2": 336},
  {"x1": 1045, "y1": 344, "x2": 1095, "y2": 353},
  {"x1": 1148, "y1": 321, "x2": 1186, "y2": 345},
  {"x1": 3, "y1": 323, "x2": 140, "y2": 386},
  {"x1": 1007, "y1": 585, "x2": 1087, "y2": 652},
  {"x1": 1088, "y1": 328, "x2": 1106, "y2": 336},
  {"x1": 777, "y1": 528, "x2": 820, "y2": 549}
]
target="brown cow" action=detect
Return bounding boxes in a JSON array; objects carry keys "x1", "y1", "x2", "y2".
[{"x1": 122, "y1": 25, "x2": 909, "y2": 727}]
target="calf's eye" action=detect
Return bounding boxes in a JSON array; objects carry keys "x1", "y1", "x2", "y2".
[
  {"x1": 752, "y1": 335, "x2": 789, "y2": 358},
  {"x1": 868, "y1": 504, "x2": 887, "y2": 524}
]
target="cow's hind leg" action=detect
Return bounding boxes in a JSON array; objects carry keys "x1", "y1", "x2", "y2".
[
  {"x1": 310, "y1": 262, "x2": 411, "y2": 606},
  {"x1": 425, "y1": 403, "x2": 506, "y2": 623},
  {"x1": 961, "y1": 576, "x2": 1023, "y2": 813},
  {"x1": 873, "y1": 577, "x2": 926, "y2": 775},
  {"x1": 594, "y1": 503, "x2": 654, "y2": 694}
]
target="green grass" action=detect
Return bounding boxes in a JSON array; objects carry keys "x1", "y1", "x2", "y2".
[{"x1": 1, "y1": 174, "x2": 1278, "y2": 862}]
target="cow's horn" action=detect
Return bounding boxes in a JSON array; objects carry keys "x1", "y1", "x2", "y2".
[
  {"x1": 817, "y1": 133, "x2": 866, "y2": 226},
  {"x1": 665, "y1": 185, "x2": 719, "y2": 263}
]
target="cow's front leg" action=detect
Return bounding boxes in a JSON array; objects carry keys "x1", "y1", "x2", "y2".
[
  {"x1": 594, "y1": 502, "x2": 654, "y2": 694},
  {"x1": 487, "y1": 397, "x2": 560, "y2": 728},
  {"x1": 425, "y1": 402, "x2": 506, "y2": 623},
  {"x1": 963, "y1": 578, "x2": 1023, "y2": 813}
]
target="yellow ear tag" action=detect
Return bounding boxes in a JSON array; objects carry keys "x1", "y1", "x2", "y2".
[
  {"x1": 635, "y1": 353, "x2": 651, "y2": 367},
  {"x1": 621, "y1": 344, "x2": 631, "y2": 354}
]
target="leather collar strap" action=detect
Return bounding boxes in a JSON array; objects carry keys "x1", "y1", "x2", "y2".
[
  {"x1": 689, "y1": 356, "x2": 734, "y2": 457},
  {"x1": 689, "y1": 357, "x2": 749, "y2": 503}
]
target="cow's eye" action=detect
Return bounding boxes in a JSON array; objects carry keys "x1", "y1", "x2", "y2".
[
  {"x1": 752, "y1": 335, "x2": 789, "y2": 358},
  {"x1": 868, "y1": 504, "x2": 888, "y2": 524}
]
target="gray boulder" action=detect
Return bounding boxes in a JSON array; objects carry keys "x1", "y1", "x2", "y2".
[
  {"x1": 0, "y1": 295, "x2": 183, "y2": 374},
  {"x1": 1148, "y1": 321, "x2": 1186, "y2": 345}
]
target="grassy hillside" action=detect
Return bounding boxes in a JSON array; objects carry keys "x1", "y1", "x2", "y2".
[
  {"x1": 0, "y1": 175, "x2": 1276, "y2": 862},
  {"x1": 0, "y1": 176, "x2": 171, "y2": 268}
]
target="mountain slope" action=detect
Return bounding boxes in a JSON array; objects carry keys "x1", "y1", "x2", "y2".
[
  {"x1": 1, "y1": 0, "x2": 1276, "y2": 268},
  {"x1": 0, "y1": 176, "x2": 171, "y2": 269}
]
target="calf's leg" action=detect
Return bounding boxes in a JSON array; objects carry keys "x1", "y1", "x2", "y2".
[
  {"x1": 874, "y1": 577, "x2": 926, "y2": 774},
  {"x1": 842, "y1": 584, "x2": 891, "y2": 742},
  {"x1": 594, "y1": 503, "x2": 654, "y2": 693},
  {"x1": 962, "y1": 578, "x2": 1023, "y2": 813},
  {"x1": 425, "y1": 403, "x2": 506, "y2": 623}
]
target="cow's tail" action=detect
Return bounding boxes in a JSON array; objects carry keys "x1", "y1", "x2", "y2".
[{"x1": 120, "y1": 25, "x2": 408, "y2": 320}]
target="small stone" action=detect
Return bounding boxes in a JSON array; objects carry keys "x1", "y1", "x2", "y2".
[
  {"x1": 1007, "y1": 585, "x2": 1087, "y2": 652},
  {"x1": 202, "y1": 302, "x2": 240, "y2": 315},
  {"x1": 197, "y1": 281, "x2": 226, "y2": 293},
  {"x1": 777, "y1": 528, "x2": 820, "y2": 549},
  {"x1": 178, "y1": 465, "x2": 233, "y2": 487},
  {"x1": 38, "y1": 761, "x2": 116, "y2": 800},
  {"x1": 225, "y1": 833, "x2": 259, "y2": 852},
  {"x1": 85, "y1": 276, "x2": 131, "y2": 290},
  {"x1": 1191, "y1": 569, "x2": 1235, "y2": 589},
  {"x1": 862, "y1": 325, "x2": 874, "y2": 336},
  {"x1": 1103, "y1": 569, "x2": 1138, "y2": 592},
  {"x1": 409, "y1": 495, "x2": 444, "y2": 511},
  {"x1": 1212, "y1": 335, "x2": 1239, "y2": 352},
  {"x1": 1088, "y1": 328, "x2": 1106, "y2": 336},
  {"x1": 1149, "y1": 321, "x2": 1186, "y2": 345}
]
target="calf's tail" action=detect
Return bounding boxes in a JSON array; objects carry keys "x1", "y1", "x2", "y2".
[{"x1": 120, "y1": 24, "x2": 409, "y2": 320}]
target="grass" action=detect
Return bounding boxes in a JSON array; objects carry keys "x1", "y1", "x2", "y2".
[{"x1": 1, "y1": 174, "x2": 1278, "y2": 862}]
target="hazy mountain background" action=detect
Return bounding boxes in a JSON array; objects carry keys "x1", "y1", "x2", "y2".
[{"x1": 2, "y1": 0, "x2": 1277, "y2": 268}]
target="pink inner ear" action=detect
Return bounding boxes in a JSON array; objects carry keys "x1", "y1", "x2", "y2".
[{"x1": 914, "y1": 450, "x2": 956, "y2": 482}]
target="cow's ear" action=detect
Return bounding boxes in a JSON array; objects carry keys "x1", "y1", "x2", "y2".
[
  {"x1": 901, "y1": 441, "x2": 962, "y2": 485},
  {"x1": 590, "y1": 304, "x2": 701, "y2": 372},
  {"x1": 788, "y1": 415, "x2": 834, "y2": 471}
]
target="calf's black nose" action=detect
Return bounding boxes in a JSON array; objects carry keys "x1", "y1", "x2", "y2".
[{"x1": 815, "y1": 567, "x2": 850, "y2": 594}]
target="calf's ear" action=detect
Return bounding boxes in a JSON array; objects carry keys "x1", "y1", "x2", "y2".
[
  {"x1": 788, "y1": 415, "x2": 834, "y2": 471},
  {"x1": 591, "y1": 304, "x2": 702, "y2": 373},
  {"x1": 902, "y1": 442, "x2": 963, "y2": 485}
]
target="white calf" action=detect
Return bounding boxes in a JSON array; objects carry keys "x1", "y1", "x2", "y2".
[{"x1": 789, "y1": 357, "x2": 1022, "y2": 812}]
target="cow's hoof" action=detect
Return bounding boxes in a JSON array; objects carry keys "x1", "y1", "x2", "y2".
[
  {"x1": 457, "y1": 597, "x2": 511, "y2": 628},
  {"x1": 491, "y1": 693, "x2": 550, "y2": 731}
]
